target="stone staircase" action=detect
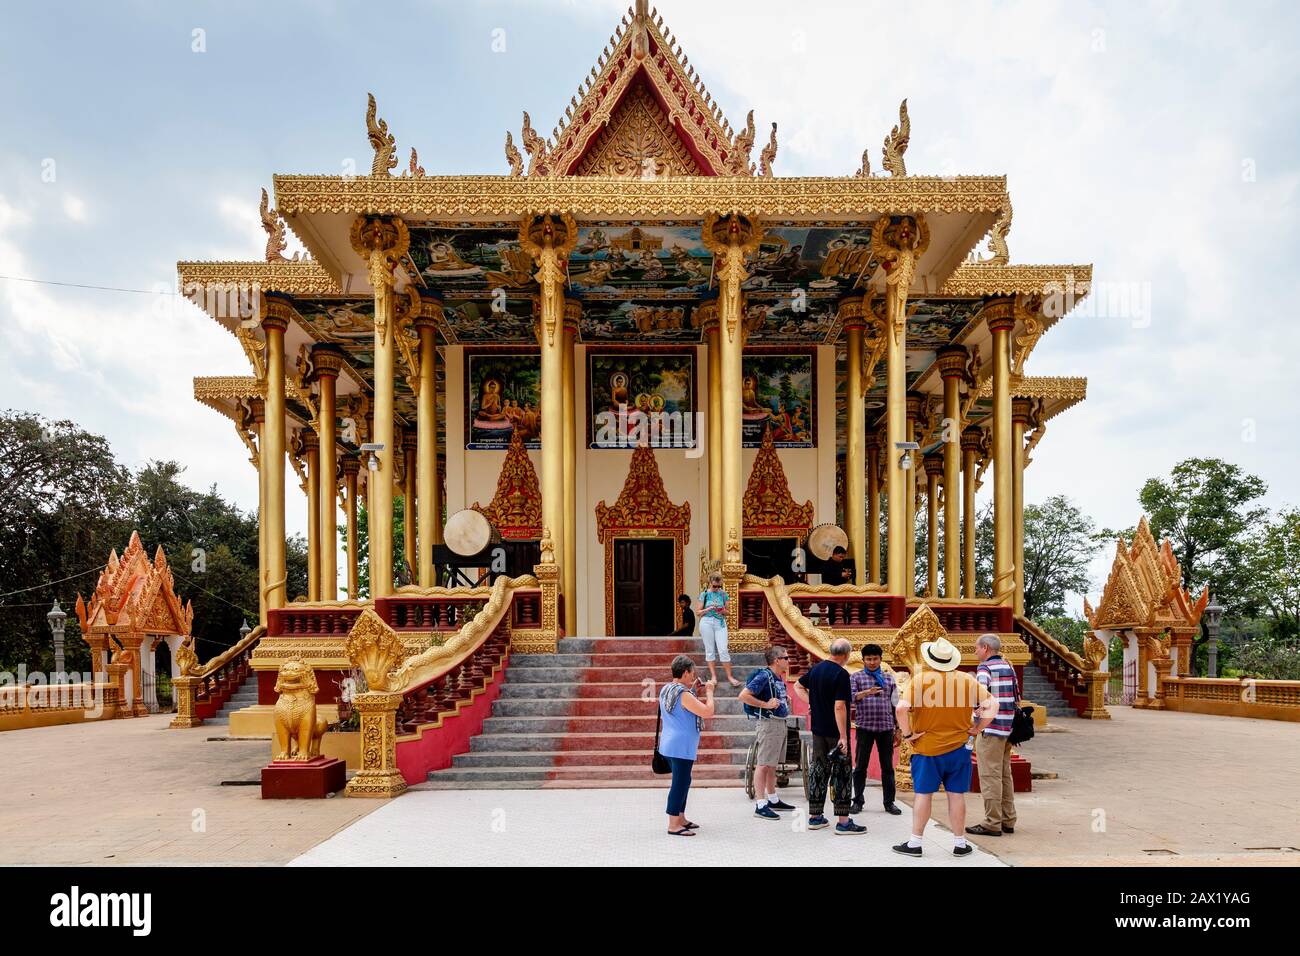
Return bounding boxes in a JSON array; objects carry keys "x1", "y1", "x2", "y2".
[
  {"x1": 424, "y1": 637, "x2": 793, "y2": 790},
  {"x1": 1019, "y1": 659, "x2": 1075, "y2": 718},
  {"x1": 205, "y1": 673, "x2": 259, "y2": 726}
]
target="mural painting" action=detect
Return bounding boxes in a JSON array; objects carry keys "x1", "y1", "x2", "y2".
[
  {"x1": 587, "y1": 349, "x2": 696, "y2": 449},
  {"x1": 465, "y1": 350, "x2": 542, "y2": 449},
  {"x1": 742, "y1": 350, "x2": 815, "y2": 447}
]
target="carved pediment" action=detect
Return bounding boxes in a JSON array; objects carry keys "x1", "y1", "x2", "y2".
[
  {"x1": 471, "y1": 431, "x2": 542, "y2": 540},
  {"x1": 1085, "y1": 516, "x2": 1208, "y2": 635},
  {"x1": 595, "y1": 445, "x2": 690, "y2": 538},
  {"x1": 743, "y1": 427, "x2": 814, "y2": 537},
  {"x1": 77, "y1": 534, "x2": 194, "y2": 641},
  {"x1": 574, "y1": 81, "x2": 703, "y2": 178}
]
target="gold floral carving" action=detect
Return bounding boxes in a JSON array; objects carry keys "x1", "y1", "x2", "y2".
[
  {"x1": 941, "y1": 263, "x2": 1092, "y2": 298},
  {"x1": 743, "y1": 428, "x2": 814, "y2": 537},
  {"x1": 574, "y1": 82, "x2": 703, "y2": 178},
  {"x1": 273, "y1": 174, "x2": 1010, "y2": 219},
  {"x1": 472, "y1": 431, "x2": 543, "y2": 539},
  {"x1": 177, "y1": 260, "x2": 338, "y2": 298},
  {"x1": 871, "y1": 214, "x2": 930, "y2": 343}
]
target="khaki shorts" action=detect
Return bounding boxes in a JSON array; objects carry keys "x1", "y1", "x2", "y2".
[{"x1": 753, "y1": 717, "x2": 788, "y2": 767}]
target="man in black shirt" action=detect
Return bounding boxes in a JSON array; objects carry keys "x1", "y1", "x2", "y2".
[
  {"x1": 794, "y1": 638, "x2": 865, "y2": 835},
  {"x1": 671, "y1": 594, "x2": 695, "y2": 637}
]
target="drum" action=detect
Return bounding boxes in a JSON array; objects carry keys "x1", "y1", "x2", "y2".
[
  {"x1": 807, "y1": 523, "x2": 849, "y2": 562},
  {"x1": 443, "y1": 509, "x2": 493, "y2": 557}
]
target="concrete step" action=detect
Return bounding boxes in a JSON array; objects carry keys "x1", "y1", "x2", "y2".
[
  {"x1": 480, "y1": 714, "x2": 753, "y2": 735},
  {"x1": 510, "y1": 652, "x2": 766, "y2": 669},
  {"x1": 452, "y1": 748, "x2": 749, "y2": 768},
  {"x1": 468, "y1": 730, "x2": 755, "y2": 752},
  {"x1": 429, "y1": 764, "x2": 748, "y2": 783},
  {"x1": 504, "y1": 665, "x2": 762, "y2": 683},
  {"x1": 491, "y1": 697, "x2": 746, "y2": 717}
]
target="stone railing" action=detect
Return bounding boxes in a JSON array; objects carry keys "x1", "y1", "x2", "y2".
[
  {"x1": 171, "y1": 624, "x2": 264, "y2": 728},
  {"x1": 1157, "y1": 676, "x2": 1300, "y2": 723},
  {"x1": 0, "y1": 672, "x2": 126, "y2": 731}
]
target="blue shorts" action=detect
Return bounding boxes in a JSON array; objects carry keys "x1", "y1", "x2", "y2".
[{"x1": 910, "y1": 745, "x2": 973, "y2": 794}]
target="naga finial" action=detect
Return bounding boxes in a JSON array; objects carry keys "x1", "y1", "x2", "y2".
[
  {"x1": 728, "y1": 109, "x2": 757, "y2": 175},
  {"x1": 408, "y1": 147, "x2": 425, "y2": 177},
  {"x1": 854, "y1": 146, "x2": 871, "y2": 178},
  {"x1": 504, "y1": 130, "x2": 524, "y2": 177},
  {"x1": 259, "y1": 188, "x2": 287, "y2": 262},
  {"x1": 520, "y1": 110, "x2": 550, "y2": 176},
  {"x1": 759, "y1": 122, "x2": 778, "y2": 177},
  {"x1": 366, "y1": 92, "x2": 398, "y2": 177},
  {"x1": 882, "y1": 98, "x2": 910, "y2": 177}
]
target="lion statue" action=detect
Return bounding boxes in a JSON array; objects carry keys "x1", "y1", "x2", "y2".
[{"x1": 273, "y1": 657, "x2": 328, "y2": 762}]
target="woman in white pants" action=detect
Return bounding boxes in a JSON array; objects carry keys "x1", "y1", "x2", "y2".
[{"x1": 696, "y1": 572, "x2": 740, "y2": 686}]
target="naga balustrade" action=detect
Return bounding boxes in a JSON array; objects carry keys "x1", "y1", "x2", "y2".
[
  {"x1": 192, "y1": 630, "x2": 261, "y2": 720},
  {"x1": 393, "y1": 617, "x2": 512, "y2": 736}
]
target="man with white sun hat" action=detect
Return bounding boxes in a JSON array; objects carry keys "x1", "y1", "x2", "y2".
[{"x1": 892, "y1": 636, "x2": 999, "y2": 858}]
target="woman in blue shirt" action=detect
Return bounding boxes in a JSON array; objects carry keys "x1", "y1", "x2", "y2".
[{"x1": 658, "y1": 654, "x2": 716, "y2": 836}]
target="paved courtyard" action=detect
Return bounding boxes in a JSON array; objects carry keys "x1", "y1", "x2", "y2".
[{"x1": 0, "y1": 705, "x2": 1296, "y2": 866}]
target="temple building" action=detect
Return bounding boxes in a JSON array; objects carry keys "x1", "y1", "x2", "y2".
[{"x1": 181, "y1": 3, "x2": 1089, "y2": 669}]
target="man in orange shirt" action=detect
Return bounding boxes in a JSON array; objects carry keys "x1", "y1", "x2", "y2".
[{"x1": 892, "y1": 636, "x2": 999, "y2": 858}]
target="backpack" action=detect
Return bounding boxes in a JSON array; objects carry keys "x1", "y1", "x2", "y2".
[{"x1": 741, "y1": 667, "x2": 777, "y2": 718}]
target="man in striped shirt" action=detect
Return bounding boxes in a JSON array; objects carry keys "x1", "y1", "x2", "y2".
[{"x1": 967, "y1": 633, "x2": 1018, "y2": 837}]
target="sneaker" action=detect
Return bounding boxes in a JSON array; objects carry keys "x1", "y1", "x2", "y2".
[
  {"x1": 1003, "y1": 826, "x2": 1015, "y2": 834},
  {"x1": 808, "y1": 815, "x2": 830, "y2": 830},
  {"x1": 953, "y1": 844, "x2": 974, "y2": 857},
  {"x1": 753, "y1": 805, "x2": 781, "y2": 820},
  {"x1": 965, "y1": 824, "x2": 1002, "y2": 836},
  {"x1": 891, "y1": 841, "x2": 922, "y2": 857},
  {"x1": 883, "y1": 803, "x2": 903, "y2": 816},
  {"x1": 767, "y1": 799, "x2": 796, "y2": 811},
  {"x1": 848, "y1": 801, "x2": 865, "y2": 814},
  {"x1": 835, "y1": 820, "x2": 867, "y2": 835}
]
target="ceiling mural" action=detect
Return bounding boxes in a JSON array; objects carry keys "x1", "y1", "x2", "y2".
[
  {"x1": 407, "y1": 226, "x2": 538, "y2": 294},
  {"x1": 580, "y1": 299, "x2": 700, "y2": 342},
  {"x1": 438, "y1": 296, "x2": 536, "y2": 344},
  {"x1": 568, "y1": 225, "x2": 713, "y2": 294},
  {"x1": 743, "y1": 226, "x2": 879, "y2": 297}
]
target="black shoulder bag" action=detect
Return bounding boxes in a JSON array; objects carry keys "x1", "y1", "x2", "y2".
[
  {"x1": 652, "y1": 690, "x2": 671, "y2": 774},
  {"x1": 1008, "y1": 666, "x2": 1036, "y2": 745}
]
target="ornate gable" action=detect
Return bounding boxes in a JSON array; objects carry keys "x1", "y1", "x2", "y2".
[
  {"x1": 743, "y1": 428, "x2": 814, "y2": 537},
  {"x1": 75, "y1": 534, "x2": 194, "y2": 639},
  {"x1": 595, "y1": 445, "x2": 690, "y2": 537},
  {"x1": 1084, "y1": 517, "x2": 1208, "y2": 636},
  {"x1": 522, "y1": 2, "x2": 752, "y2": 177},
  {"x1": 471, "y1": 431, "x2": 543, "y2": 539}
]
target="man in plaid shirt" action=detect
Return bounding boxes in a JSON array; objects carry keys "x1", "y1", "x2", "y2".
[
  {"x1": 849, "y1": 643, "x2": 902, "y2": 815},
  {"x1": 967, "y1": 633, "x2": 1019, "y2": 836}
]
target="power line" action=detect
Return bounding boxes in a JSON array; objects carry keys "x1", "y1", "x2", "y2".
[
  {"x1": 0, "y1": 566, "x2": 102, "y2": 600},
  {"x1": 0, "y1": 274, "x2": 181, "y2": 296}
]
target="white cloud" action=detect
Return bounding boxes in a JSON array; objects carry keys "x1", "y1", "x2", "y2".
[{"x1": 61, "y1": 194, "x2": 87, "y2": 222}]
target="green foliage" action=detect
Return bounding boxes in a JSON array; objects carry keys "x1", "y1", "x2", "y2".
[
  {"x1": 1037, "y1": 614, "x2": 1091, "y2": 656},
  {"x1": 1022, "y1": 496, "x2": 1099, "y2": 619},
  {"x1": 343, "y1": 496, "x2": 408, "y2": 599},
  {"x1": 1228, "y1": 634, "x2": 1300, "y2": 681}
]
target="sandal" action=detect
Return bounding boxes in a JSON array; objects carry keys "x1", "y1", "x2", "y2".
[
  {"x1": 668, "y1": 827, "x2": 695, "y2": 836},
  {"x1": 684, "y1": 821, "x2": 699, "y2": 830}
]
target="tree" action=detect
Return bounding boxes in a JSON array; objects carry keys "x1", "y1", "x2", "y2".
[
  {"x1": 1245, "y1": 506, "x2": 1300, "y2": 642},
  {"x1": 1139, "y1": 458, "x2": 1269, "y2": 669},
  {"x1": 346, "y1": 496, "x2": 408, "y2": 598},
  {"x1": 1021, "y1": 496, "x2": 1099, "y2": 620},
  {"x1": 0, "y1": 411, "x2": 134, "y2": 672}
]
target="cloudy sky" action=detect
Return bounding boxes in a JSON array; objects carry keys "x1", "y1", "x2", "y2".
[{"x1": 1, "y1": 0, "x2": 1297, "y2": 603}]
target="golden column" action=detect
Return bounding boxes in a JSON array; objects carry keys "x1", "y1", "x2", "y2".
[
  {"x1": 413, "y1": 306, "x2": 442, "y2": 586},
  {"x1": 401, "y1": 429, "x2": 418, "y2": 581},
  {"x1": 905, "y1": 393, "x2": 924, "y2": 598},
  {"x1": 521, "y1": 214, "x2": 577, "y2": 619},
  {"x1": 300, "y1": 429, "x2": 321, "y2": 601},
  {"x1": 249, "y1": 398, "x2": 269, "y2": 625},
  {"x1": 705, "y1": 214, "x2": 760, "y2": 556},
  {"x1": 923, "y1": 454, "x2": 944, "y2": 598},
  {"x1": 350, "y1": 216, "x2": 409, "y2": 599},
  {"x1": 871, "y1": 215, "x2": 928, "y2": 595},
  {"x1": 562, "y1": 301, "x2": 581, "y2": 636},
  {"x1": 936, "y1": 346, "x2": 967, "y2": 598},
  {"x1": 312, "y1": 346, "x2": 344, "y2": 601},
  {"x1": 260, "y1": 299, "x2": 290, "y2": 612},
  {"x1": 867, "y1": 427, "x2": 882, "y2": 584},
  {"x1": 843, "y1": 312, "x2": 867, "y2": 586},
  {"x1": 701, "y1": 307, "x2": 723, "y2": 559},
  {"x1": 987, "y1": 298, "x2": 1017, "y2": 604},
  {"x1": 341, "y1": 455, "x2": 361, "y2": 599},
  {"x1": 1012, "y1": 397, "x2": 1034, "y2": 617},
  {"x1": 960, "y1": 425, "x2": 983, "y2": 598}
]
